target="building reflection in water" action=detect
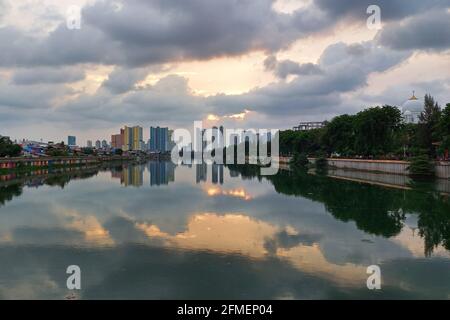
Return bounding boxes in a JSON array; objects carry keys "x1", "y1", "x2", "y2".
[
  {"x1": 124, "y1": 165, "x2": 144, "y2": 187},
  {"x1": 111, "y1": 164, "x2": 144, "y2": 187},
  {"x1": 212, "y1": 164, "x2": 223, "y2": 185},
  {"x1": 110, "y1": 167, "x2": 123, "y2": 180},
  {"x1": 148, "y1": 161, "x2": 175, "y2": 186},
  {"x1": 111, "y1": 161, "x2": 223, "y2": 187},
  {"x1": 196, "y1": 163, "x2": 223, "y2": 185},
  {"x1": 229, "y1": 169, "x2": 239, "y2": 178},
  {"x1": 196, "y1": 163, "x2": 207, "y2": 183}
]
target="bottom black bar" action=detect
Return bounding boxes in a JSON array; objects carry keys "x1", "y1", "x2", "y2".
[{"x1": 1, "y1": 300, "x2": 448, "y2": 319}]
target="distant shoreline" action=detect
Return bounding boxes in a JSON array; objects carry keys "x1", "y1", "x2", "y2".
[{"x1": 0, "y1": 155, "x2": 140, "y2": 175}]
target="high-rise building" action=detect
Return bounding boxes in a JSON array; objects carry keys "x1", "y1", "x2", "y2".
[
  {"x1": 132, "y1": 126, "x2": 143, "y2": 151},
  {"x1": 111, "y1": 129, "x2": 124, "y2": 149},
  {"x1": 87, "y1": 140, "x2": 93, "y2": 148},
  {"x1": 122, "y1": 126, "x2": 143, "y2": 151},
  {"x1": 68, "y1": 136, "x2": 76, "y2": 146},
  {"x1": 150, "y1": 126, "x2": 169, "y2": 152},
  {"x1": 101, "y1": 140, "x2": 108, "y2": 149},
  {"x1": 95, "y1": 140, "x2": 101, "y2": 149},
  {"x1": 212, "y1": 164, "x2": 218, "y2": 184},
  {"x1": 168, "y1": 130, "x2": 176, "y2": 151},
  {"x1": 123, "y1": 126, "x2": 132, "y2": 151}
]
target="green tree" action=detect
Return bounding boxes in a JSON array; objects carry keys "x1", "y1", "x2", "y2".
[
  {"x1": 418, "y1": 94, "x2": 441, "y2": 156},
  {"x1": 295, "y1": 129, "x2": 323, "y2": 156},
  {"x1": 279, "y1": 130, "x2": 297, "y2": 156},
  {"x1": 279, "y1": 129, "x2": 324, "y2": 156},
  {"x1": 321, "y1": 114, "x2": 355, "y2": 156},
  {"x1": 0, "y1": 136, "x2": 22, "y2": 157},
  {"x1": 438, "y1": 103, "x2": 450, "y2": 154},
  {"x1": 395, "y1": 123, "x2": 415, "y2": 159},
  {"x1": 353, "y1": 105, "x2": 402, "y2": 157}
]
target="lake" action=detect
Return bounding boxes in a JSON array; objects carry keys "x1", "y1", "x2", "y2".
[{"x1": 0, "y1": 161, "x2": 449, "y2": 299}]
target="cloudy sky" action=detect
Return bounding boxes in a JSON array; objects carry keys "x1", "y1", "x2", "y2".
[{"x1": 1, "y1": 0, "x2": 449, "y2": 144}]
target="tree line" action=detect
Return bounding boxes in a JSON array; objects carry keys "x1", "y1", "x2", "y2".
[{"x1": 280, "y1": 94, "x2": 450, "y2": 160}]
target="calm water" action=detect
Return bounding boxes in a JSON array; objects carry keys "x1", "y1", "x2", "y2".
[{"x1": 0, "y1": 161, "x2": 449, "y2": 299}]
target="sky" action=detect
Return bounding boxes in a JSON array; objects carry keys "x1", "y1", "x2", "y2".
[{"x1": 0, "y1": 0, "x2": 449, "y2": 144}]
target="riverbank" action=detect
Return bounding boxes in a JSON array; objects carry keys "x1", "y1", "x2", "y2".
[
  {"x1": 277, "y1": 156, "x2": 450, "y2": 193},
  {"x1": 0, "y1": 155, "x2": 140, "y2": 174},
  {"x1": 303, "y1": 157, "x2": 450, "y2": 179},
  {"x1": 0, "y1": 156, "x2": 148, "y2": 186},
  {"x1": 323, "y1": 167, "x2": 450, "y2": 195}
]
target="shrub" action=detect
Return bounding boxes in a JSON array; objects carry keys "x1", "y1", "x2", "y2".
[
  {"x1": 290, "y1": 152, "x2": 309, "y2": 168},
  {"x1": 407, "y1": 155, "x2": 435, "y2": 177}
]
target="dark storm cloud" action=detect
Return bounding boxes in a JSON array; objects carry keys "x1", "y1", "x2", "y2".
[
  {"x1": 101, "y1": 67, "x2": 150, "y2": 94},
  {"x1": 315, "y1": 0, "x2": 450, "y2": 21},
  {"x1": 377, "y1": 10, "x2": 450, "y2": 51},
  {"x1": 12, "y1": 67, "x2": 85, "y2": 85},
  {"x1": 264, "y1": 55, "x2": 323, "y2": 79},
  {"x1": 0, "y1": 0, "x2": 334, "y2": 68},
  {"x1": 0, "y1": 0, "x2": 448, "y2": 132},
  {"x1": 0, "y1": 24, "x2": 118, "y2": 67},
  {"x1": 79, "y1": 0, "x2": 333, "y2": 66},
  {"x1": 1, "y1": 40, "x2": 411, "y2": 129},
  {"x1": 101, "y1": 64, "x2": 171, "y2": 94},
  {"x1": 0, "y1": 0, "x2": 447, "y2": 69},
  {"x1": 52, "y1": 74, "x2": 208, "y2": 129},
  {"x1": 0, "y1": 38, "x2": 413, "y2": 130},
  {"x1": 0, "y1": 79, "x2": 72, "y2": 110}
]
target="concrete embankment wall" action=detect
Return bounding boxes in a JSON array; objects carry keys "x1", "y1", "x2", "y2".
[
  {"x1": 308, "y1": 158, "x2": 450, "y2": 179},
  {"x1": 326, "y1": 159, "x2": 409, "y2": 175},
  {"x1": 435, "y1": 162, "x2": 450, "y2": 179},
  {"x1": 327, "y1": 168, "x2": 450, "y2": 194}
]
